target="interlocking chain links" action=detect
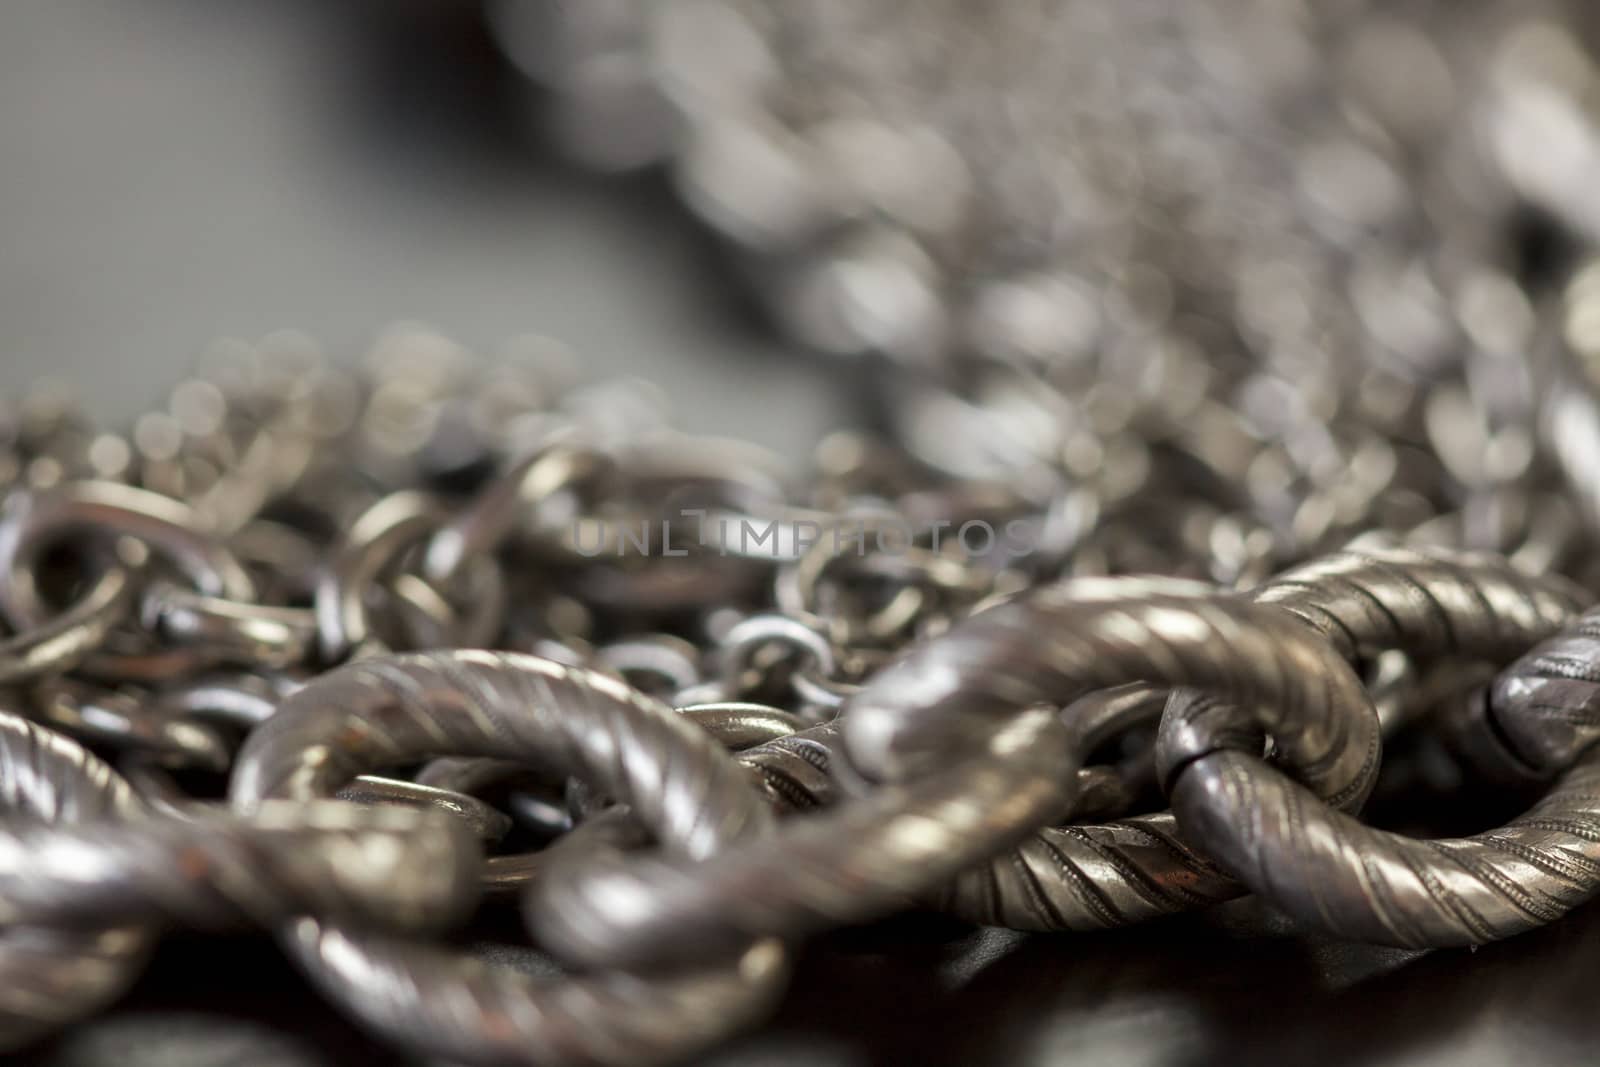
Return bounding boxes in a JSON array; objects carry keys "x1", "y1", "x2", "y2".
[
  {"x1": 315, "y1": 490, "x2": 507, "y2": 661},
  {"x1": 526, "y1": 704, "x2": 1071, "y2": 968},
  {"x1": 876, "y1": 563, "x2": 1436, "y2": 933},
  {"x1": 0, "y1": 692, "x2": 480, "y2": 934},
  {"x1": 1246, "y1": 547, "x2": 1591, "y2": 667},
  {"x1": 1163, "y1": 565, "x2": 1594, "y2": 947},
  {"x1": 528, "y1": 546, "x2": 1589, "y2": 964},
  {"x1": 229, "y1": 650, "x2": 791, "y2": 1067},
  {"x1": 523, "y1": 576, "x2": 1380, "y2": 969},
  {"x1": 1172, "y1": 745, "x2": 1600, "y2": 948},
  {"x1": 1160, "y1": 547, "x2": 1589, "y2": 788},
  {"x1": 937, "y1": 630, "x2": 1520, "y2": 931},
  {"x1": 0, "y1": 710, "x2": 153, "y2": 1049},
  {"x1": 845, "y1": 577, "x2": 1382, "y2": 800},
  {"x1": 0, "y1": 482, "x2": 246, "y2": 684},
  {"x1": 372, "y1": 700, "x2": 823, "y2": 898}
]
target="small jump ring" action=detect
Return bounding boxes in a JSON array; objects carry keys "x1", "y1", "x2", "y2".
[{"x1": 315, "y1": 492, "x2": 506, "y2": 662}]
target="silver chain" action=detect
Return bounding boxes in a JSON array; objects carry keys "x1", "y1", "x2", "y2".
[{"x1": 8, "y1": 4, "x2": 1600, "y2": 1065}]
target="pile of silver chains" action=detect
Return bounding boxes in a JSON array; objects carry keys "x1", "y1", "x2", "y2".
[{"x1": 10, "y1": 3, "x2": 1600, "y2": 1064}]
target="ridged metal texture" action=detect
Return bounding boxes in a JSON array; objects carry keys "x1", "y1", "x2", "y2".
[{"x1": 230, "y1": 649, "x2": 791, "y2": 1067}]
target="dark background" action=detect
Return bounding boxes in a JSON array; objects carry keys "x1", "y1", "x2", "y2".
[{"x1": 5, "y1": 4, "x2": 1600, "y2": 1065}]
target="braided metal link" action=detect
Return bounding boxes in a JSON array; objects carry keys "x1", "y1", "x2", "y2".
[
  {"x1": 1486, "y1": 606, "x2": 1600, "y2": 776},
  {"x1": 230, "y1": 650, "x2": 773, "y2": 857},
  {"x1": 843, "y1": 578, "x2": 1380, "y2": 804},
  {"x1": 0, "y1": 710, "x2": 155, "y2": 1050},
  {"x1": 1250, "y1": 547, "x2": 1587, "y2": 666},
  {"x1": 711, "y1": 688, "x2": 1232, "y2": 932},
  {"x1": 526, "y1": 707, "x2": 1074, "y2": 968},
  {"x1": 1172, "y1": 745, "x2": 1600, "y2": 947},
  {"x1": 1160, "y1": 546, "x2": 1587, "y2": 786},
  {"x1": 936, "y1": 810, "x2": 1235, "y2": 930},
  {"x1": 934, "y1": 548, "x2": 1584, "y2": 933},
  {"x1": 736, "y1": 720, "x2": 839, "y2": 812},
  {"x1": 228, "y1": 649, "x2": 791, "y2": 1067},
  {"x1": 421, "y1": 703, "x2": 832, "y2": 894}
]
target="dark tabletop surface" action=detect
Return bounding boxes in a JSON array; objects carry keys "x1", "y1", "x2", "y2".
[{"x1": 3, "y1": 4, "x2": 1599, "y2": 1066}]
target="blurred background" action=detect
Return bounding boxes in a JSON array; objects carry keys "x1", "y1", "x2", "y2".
[{"x1": 0, "y1": 1, "x2": 840, "y2": 455}]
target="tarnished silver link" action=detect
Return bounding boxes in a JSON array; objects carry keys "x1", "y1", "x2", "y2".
[
  {"x1": 229, "y1": 649, "x2": 791, "y2": 1067},
  {"x1": 1173, "y1": 740, "x2": 1600, "y2": 947},
  {"x1": 526, "y1": 706, "x2": 1074, "y2": 968},
  {"x1": 846, "y1": 577, "x2": 1381, "y2": 804},
  {"x1": 1160, "y1": 546, "x2": 1588, "y2": 788},
  {"x1": 1159, "y1": 557, "x2": 1592, "y2": 945},
  {"x1": 1484, "y1": 605, "x2": 1600, "y2": 778}
]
